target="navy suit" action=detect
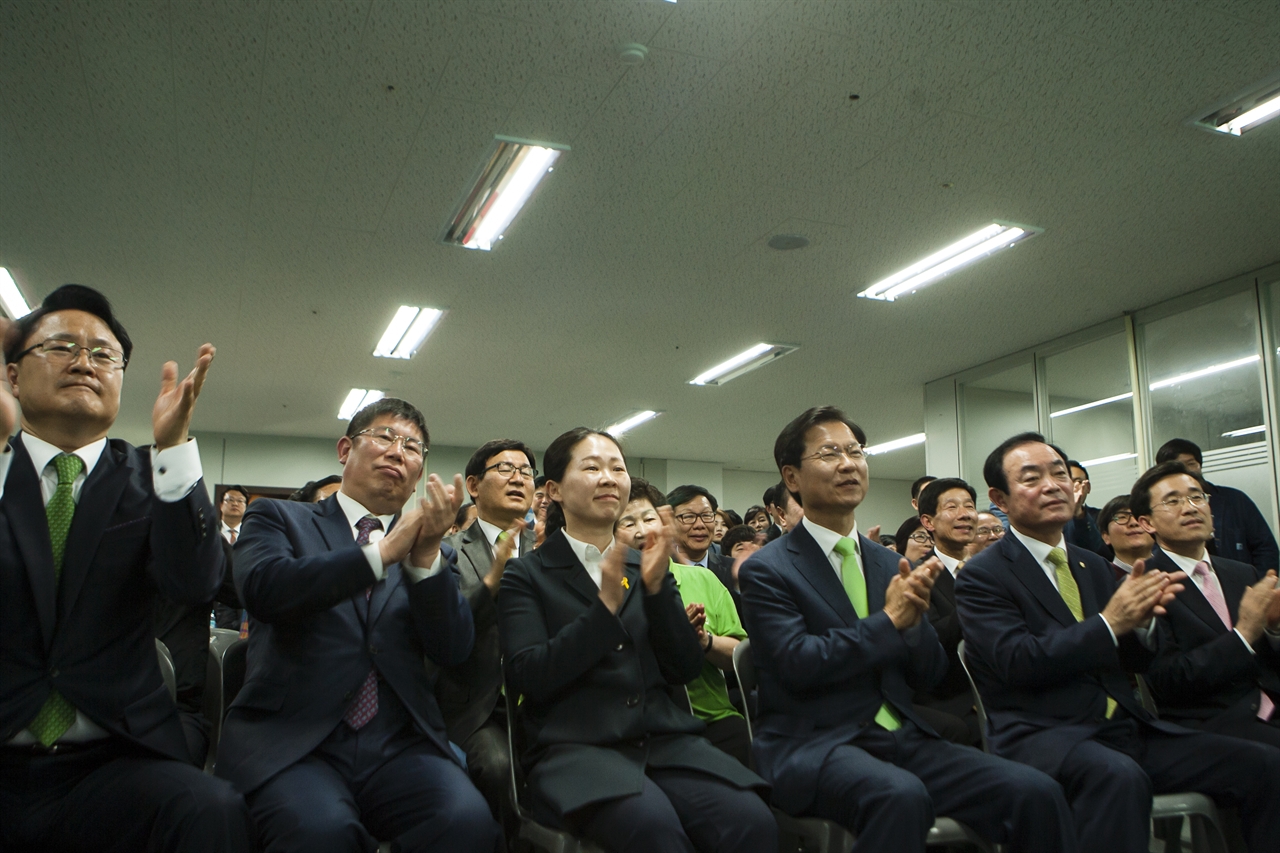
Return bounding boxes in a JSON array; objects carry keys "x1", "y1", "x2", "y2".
[
  {"x1": 218, "y1": 494, "x2": 498, "y2": 853},
  {"x1": 0, "y1": 434, "x2": 252, "y2": 852},
  {"x1": 956, "y1": 531, "x2": 1280, "y2": 853},
  {"x1": 739, "y1": 523, "x2": 1074, "y2": 853},
  {"x1": 1208, "y1": 481, "x2": 1278, "y2": 573},
  {"x1": 1145, "y1": 548, "x2": 1280, "y2": 748}
]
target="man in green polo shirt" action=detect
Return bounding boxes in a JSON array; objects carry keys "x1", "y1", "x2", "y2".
[{"x1": 616, "y1": 478, "x2": 752, "y2": 767}]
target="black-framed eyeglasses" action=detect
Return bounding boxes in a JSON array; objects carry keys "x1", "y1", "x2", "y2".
[
  {"x1": 803, "y1": 443, "x2": 866, "y2": 464},
  {"x1": 1108, "y1": 511, "x2": 1136, "y2": 526},
  {"x1": 14, "y1": 338, "x2": 128, "y2": 370},
  {"x1": 907, "y1": 532, "x2": 934, "y2": 545},
  {"x1": 484, "y1": 461, "x2": 536, "y2": 480},
  {"x1": 674, "y1": 511, "x2": 717, "y2": 526},
  {"x1": 353, "y1": 427, "x2": 426, "y2": 459}
]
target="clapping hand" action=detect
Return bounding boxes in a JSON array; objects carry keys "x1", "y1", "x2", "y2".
[
  {"x1": 686, "y1": 602, "x2": 709, "y2": 648},
  {"x1": 639, "y1": 506, "x2": 677, "y2": 594},
  {"x1": 408, "y1": 474, "x2": 465, "y2": 568},
  {"x1": 1102, "y1": 559, "x2": 1185, "y2": 634},
  {"x1": 885, "y1": 556, "x2": 940, "y2": 630},
  {"x1": 483, "y1": 518, "x2": 527, "y2": 596},
  {"x1": 153, "y1": 343, "x2": 215, "y2": 450}
]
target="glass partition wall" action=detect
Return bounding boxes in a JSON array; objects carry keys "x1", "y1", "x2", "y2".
[{"x1": 926, "y1": 262, "x2": 1280, "y2": 537}]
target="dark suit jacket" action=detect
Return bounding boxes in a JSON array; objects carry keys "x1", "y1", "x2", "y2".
[
  {"x1": 498, "y1": 530, "x2": 763, "y2": 817},
  {"x1": 1208, "y1": 482, "x2": 1278, "y2": 574},
  {"x1": 436, "y1": 519, "x2": 535, "y2": 743},
  {"x1": 738, "y1": 524, "x2": 947, "y2": 815},
  {"x1": 918, "y1": 551, "x2": 969, "y2": 702},
  {"x1": 1145, "y1": 547, "x2": 1280, "y2": 729},
  {"x1": 955, "y1": 532, "x2": 1186, "y2": 778},
  {"x1": 216, "y1": 495, "x2": 474, "y2": 794},
  {"x1": 0, "y1": 434, "x2": 224, "y2": 761}
]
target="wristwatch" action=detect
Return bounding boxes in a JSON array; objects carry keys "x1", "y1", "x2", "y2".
[{"x1": 703, "y1": 630, "x2": 714, "y2": 653}]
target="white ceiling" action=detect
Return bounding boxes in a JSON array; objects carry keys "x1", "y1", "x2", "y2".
[{"x1": 2, "y1": 0, "x2": 1278, "y2": 481}]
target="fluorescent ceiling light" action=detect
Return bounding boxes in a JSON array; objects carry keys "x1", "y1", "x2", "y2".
[
  {"x1": 1222, "y1": 425, "x2": 1266, "y2": 438},
  {"x1": 1148, "y1": 354, "x2": 1259, "y2": 390},
  {"x1": 1190, "y1": 72, "x2": 1280, "y2": 137},
  {"x1": 865, "y1": 432, "x2": 926, "y2": 456},
  {"x1": 1079, "y1": 452, "x2": 1137, "y2": 468},
  {"x1": 442, "y1": 136, "x2": 567, "y2": 251},
  {"x1": 373, "y1": 306, "x2": 444, "y2": 359},
  {"x1": 689, "y1": 343, "x2": 798, "y2": 386},
  {"x1": 1050, "y1": 392, "x2": 1134, "y2": 418},
  {"x1": 0, "y1": 268, "x2": 32, "y2": 319},
  {"x1": 604, "y1": 410, "x2": 660, "y2": 437},
  {"x1": 338, "y1": 388, "x2": 385, "y2": 420},
  {"x1": 858, "y1": 222, "x2": 1041, "y2": 302}
]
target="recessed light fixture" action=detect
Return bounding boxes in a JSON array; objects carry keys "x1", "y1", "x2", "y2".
[
  {"x1": 1148, "y1": 355, "x2": 1260, "y2": 390},
  {"x1": 689, "y1": 343, "x2": 798, "y2": 386},
  {"x1": 857, "y1": 222, "x2": 1042, "y2": 302},
  {"x1": 0, "y1": 268, "x2": 32, "y2": 319},
  {"x1": 442, "y1": 136, "x2": 568, "y2": 251},
  {"x1": 604, "y1": 410, "x2": 660, "y2": 437},
  {"x1": 1050, "y1": 392, "x2": 1134, "y2": 418},
  {"x1": 1189, "y1": 70, "x2": 1280, "y2": 137},
  {"x1": 338, "y1": 388, "x2": 386, "y2": 420},
  {"x1": 373, "y1": 306, "x2": 445, "y2": 359},
  {"x1": 864, "y1": 432, "x2": 926, "y2": 456},
  {"x1": 1222, "y1": 425, "x2": 1266, "y2": 438},
  {"x1": 1079, "y1": 452, "x2": 1137, "y2": 468}
]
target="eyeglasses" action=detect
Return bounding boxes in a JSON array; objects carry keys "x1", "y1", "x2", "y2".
[
  {"x1": 907, "y1": 532, "x2": 934, "y2": 545},
  {"x1": 974, "y1": 526, "x2": 1002, "y2": 537},
  {"x1": 485, "y1": 461, "x2": 537, "y2": 480},
  {"x1": 674, "y1": 511, "x2": 717, "y2": 526},
  {"x1": 222, "y1": 495, "x2": 247, "y2": 506},
  {"x1": 14, "y1": 338, "x2": 128, "y2": 370},
  {"x1": 353, "y1": 427, "x2": 426, "y2": 459},
  {"x1": 1154, "y1": 492, "x2": 1208, "y2": 512},
  {"x1": 1108, "y1": 511, "x2": 1135, "y2": 526},
  {"x1": 1071, "y1": 477, "x2": 1089, "y2": 486},
  {"x1": 804, "y1": 443, "x2": 866, "y2": 464}
]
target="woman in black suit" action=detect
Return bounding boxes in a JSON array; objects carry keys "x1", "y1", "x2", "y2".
[{"x1": 497, "y1": 427, "x2": 775, "y2": 853}]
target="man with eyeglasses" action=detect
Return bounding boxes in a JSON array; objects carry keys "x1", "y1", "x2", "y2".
[
  {"x1": 1096, "y1": 495, "x2": 1152, "y2": 581},
  {"x1": 740, "y1": 409, "x2": 1076, "y2": 853},
  {"x1": 967, "y1": 511, "x2": 1005, "y2": 557},
  {"x1": 212, "y1": 485, "x2": 250, "y2": 629},
  {"x1": 956, "y1": 433, "x2": 1280, "y2": 853},
  {"x1": 1136, "y1": 462, "x2": 1280, "y2": 750},
  {"x1": 218, "y1": 398, "x2": 499, "y2": 853},
  {"x1": 667, "y1": 484, "x2": 738, "y2": 596},
  {"x1": 439, "y1": 439, "x2": 538, "y2": 840},
  {"x1": 0, "y1": 284, "x2": 253, "y2": 852}
]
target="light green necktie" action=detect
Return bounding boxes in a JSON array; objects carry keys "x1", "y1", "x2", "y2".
[
  {"x1": 1048, "y1": 547, "x2": 1116, "y2": 719},
  {"x1": 834, "y1": 536, "x2": 901, "y2": 731},
  {"x1": 27, "y1": 453, "x2": 84, "y2": 746}
]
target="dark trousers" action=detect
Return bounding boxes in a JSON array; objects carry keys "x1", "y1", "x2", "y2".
[
  {"x1": 0, "y1": 738, "x2": 253, "y2": 853},
  {"x1": 1173, "y1": 711, "x2": 1280, "y2": 750},
  {"x1": 702, "y1": 715, "x2": 752, "y2": 768},
  {"x1": 459, "y1": 715, "x2": 516, "y2": 849},
  {"x1": 911, "y1": 703, "x2": 979, "y2": 747},
  {"x1": 566, "y1": 767, "x2": 777, "y2": 853},
  {"x1": 1057, "y1": 719, "x2": 1280, "y2": 853},
  {"x1": 247, "y1": 685, "x2": 499, "y2": 853},
  {"x1": 808, "y1": 723, "x2": 1075, "y2": 853}
]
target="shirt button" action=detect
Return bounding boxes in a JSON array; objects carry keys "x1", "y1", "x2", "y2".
[
  {"x1": 614, "y1": 643, "x2": 624, "y2": 652},
  {"x1": 626, "y1": 694, "x2": 640, "y2": 708}
]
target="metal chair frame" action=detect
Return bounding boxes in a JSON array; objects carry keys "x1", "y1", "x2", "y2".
[{"x1": 201, "y1": 629, "x2": 245, "y2": 773}]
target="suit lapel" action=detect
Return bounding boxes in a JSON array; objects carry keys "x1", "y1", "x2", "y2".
[
  {"x1": 59, "y1": 440, "x2": 132, "y2": 624},
  {"x1": 6, "y1": 436, "x2": 58, "y2": 649},
  {"x1": 542, "y1": 531, "x2": 601, "y2": 607},
  {"x1": 932, "y1": 558, "x2": 957, "y2": 607},
  {"x1": 788, "y1": 525, "x2": 858, "y2": 627},
  {"x1": 1067, "y1": 546, "x2": 1105, "y2": 618},
  {"x1": 1003, "y1": 535, "x2": 1078, "y2": 628},
  {"x1": 311, "y1": 496, "x2": 369, "y2": 622},
  {"x1": 459, "y1": 522, "x2": 492, "y2": 588},
  {"x1": 860, "y1": 535, "x2": 893, "y2": 614},
  {"x1": 1153, "y1": 548, "x2": 1231, "y2": 634}
]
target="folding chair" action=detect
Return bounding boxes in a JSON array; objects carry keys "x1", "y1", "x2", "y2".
[
  {"x1": 957, "y1": 641, "x2": 1231, "y2": 853},
  {"x1": 156, "y1": 639, "x2": 177, "y2": 702},
  {"x1": 501, "y1": 664, "x2": 606, "y2": 853},
  {"x1": 201, "y1": 629, "x2": 244, "y2": 773},
  {"x1": 731, "y1": 639, "x2": 992, "y2": 853}
]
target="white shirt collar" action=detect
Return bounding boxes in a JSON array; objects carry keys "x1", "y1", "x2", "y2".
[
  {"x1": 23, "y1": 432, "x2": 106, "y2": 481},
  {"x1": 1161, "y1": 545, "x2": 1210, "y2": 576},
  {"x1": 801, "y1": 516, "x2": 859, "y2": 560},
  {"x1": 562, "y1": 530, "x2": 618, "y2": 590},
  {"x1": 221, "y1": 521, "x2": 240, "y2": 535},
  {"x1": 1008, "y1": 525, "x2": 1067, "y2": 572},
  {"x1": 1113, "y1": 556, "x2": 1134, "y2": 574},
  {"x1": 476, "y1": 517, "x2": 505, "y2": 549},
  {"x1": 334, "y1": 489, "x2": 395, "y2": 538},
  {"x1": 934, "y1": 548, "x2": 964, "y2": 575}
]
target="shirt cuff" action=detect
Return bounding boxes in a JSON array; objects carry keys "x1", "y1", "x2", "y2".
[
  {"x1": 1099, "y1": 613, "x2": 1120, "y2": 646},
  {"x1": 402, "y1": 552, "x2": 444, "y2": 583},
  {"x1": 1236, "y1": 628, "x2": 1258, "y2": 654},
  {"x1": 363, "y1": 543, "x2": 385, "y2": 582},
  {"x1": 150, "y1": 439, "x2": 203, "y2": 502}
]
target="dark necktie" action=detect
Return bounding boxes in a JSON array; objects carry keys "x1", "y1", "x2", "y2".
[{"x1": 344, "y1": 516, "x2": 384, "y2": 729}]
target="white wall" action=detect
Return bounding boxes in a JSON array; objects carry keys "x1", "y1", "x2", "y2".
[{"x1": 856, "y1": 478, "x2": 917, "y2": 539}]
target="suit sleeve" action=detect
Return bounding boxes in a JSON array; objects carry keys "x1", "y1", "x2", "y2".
[
  {"x1": 146, "y1": 475, "x2": 226, "y2": 606},
  {"x1": 739, "y1": 553, "x2": 946, "y2": 693},
  {"x1": 1146, "y1": 614, "x2": 1260, "y2": 704},
  {"x1": 406, "y1": 545, "x2": 475, "y2": 668},
  {"x1": 498, "y1": 556, "x2": 630, "y2": 704},
  {"x1": 643, "y1": 573, "x2": 704, "y2": 685},
  {"x1": 234, "y1": 501, "x2": 374, "y2": 623}
]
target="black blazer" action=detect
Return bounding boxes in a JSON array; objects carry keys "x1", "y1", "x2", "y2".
[
  {"x1": 918, "y1": 552, "x2": 969, "y2": 701},
  {"x1": 0, "y1": 434, "x2": 225, "y2": 760},
  {"x1": 1145, "y1": 547, "x2": 1280, "y2": 729},
  {"x1": 498, "y1": 529, "x2": 764, "y2": 817},
  {"x1": 436, "y1": 519, "x2": 535, "y2": 743}
]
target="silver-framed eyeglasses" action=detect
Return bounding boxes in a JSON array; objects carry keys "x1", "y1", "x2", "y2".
[
  {"x1": 15, "y1": 338, "x2": 128, "y2": 369},
  {"x1": 804, "y1": 443, "x2": 866, "y2": 464},
  {"x1": 674, "y1": 511, "x2": 717, "y2": 526},
  {"x1": 1154, "y1": 492, "x2": 1208, "y2": 512},
  {"x1": 485, "y1": 461, "x2": 536, "y2": 480},
  {"x1": 354, "y1": 427, "x2": 426, "y2": 459}
]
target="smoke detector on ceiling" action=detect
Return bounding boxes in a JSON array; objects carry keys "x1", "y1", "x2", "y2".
[{"x1": 619, "y1": 43, "x2": 648, "y2": 65}]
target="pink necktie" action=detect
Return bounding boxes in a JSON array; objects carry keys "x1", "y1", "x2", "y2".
[
  {"x1": 343, "y1": 517, "x2": 383, "y2": 730},
  {"x1": 1194, "y1": 561, "x2": 1274, "y2": 721}
]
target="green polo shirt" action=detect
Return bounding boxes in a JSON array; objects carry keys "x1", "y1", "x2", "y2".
[{"x1": 669, "y1": 561, "x2": 747, "y2": 723}]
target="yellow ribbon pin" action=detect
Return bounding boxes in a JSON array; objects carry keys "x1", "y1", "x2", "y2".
[{"x1": 621, "y1": 577, "x2": 630, "y2": 589}]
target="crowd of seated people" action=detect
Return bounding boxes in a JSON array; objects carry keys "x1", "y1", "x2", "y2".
[{"x1": 4, "y1": 284, "x2": 1280, "y2": 853}]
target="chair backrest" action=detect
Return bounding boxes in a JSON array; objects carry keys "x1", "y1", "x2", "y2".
[
  {"x1": 501, "y1": 659, "x2": 535, "y2": 823},
  {"x1": 955, "y1": 640, "x2": 991, "y2": 754},
  {"x1": 202, "y1": 633, "x2": 247, "y2": 773},
  {"x1": 1135, "y1": 674, "x2": 1160, "y2": 718},
  {"x1": 731, "y1": 638, "x2": 757, "y2": 745},
  {"x1": 155, "y1": 639, "x2": 177, "y2": 702}
]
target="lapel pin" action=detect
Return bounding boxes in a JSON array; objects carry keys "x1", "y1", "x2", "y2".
[
  {"x1": 1078, "y1": 562, "x2": 1085, "y2": 568},
  {"x1": 621, "y1": 577, "x2": 630, "y2": 589}
]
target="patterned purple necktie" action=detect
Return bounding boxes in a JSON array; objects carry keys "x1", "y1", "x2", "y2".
[{"x1": 344, "y1": 516, "x2": 384, "y2": 729}]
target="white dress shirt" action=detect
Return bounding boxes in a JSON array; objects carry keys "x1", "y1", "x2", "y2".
[
  {"x1": 800, "y1": 516, "x2": 861, "y2": 580},
  {"x1": 563, "y1": 531, "x2": 618, "y2": 590},
  {"x1": 1160, "y1": 547, "x2": 1260, "y2": 654},
  {"x1": 477, "y1": 516, "x2": 525, "y2": 557},
  {"x1": 333, "y1": 489, "x2": 441, "y2": 582},
  {"x1": 221, "y1": 522, "x2": 241, "y2": 544},
  {"x1": 6, "y1": 432, "x2": 203, "y2": 745},
  {"x1": 934, "y1": 549, "x2": 963, "y2": 577}
]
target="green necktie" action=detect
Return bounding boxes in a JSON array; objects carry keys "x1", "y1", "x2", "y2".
[
  {"x1": 27, "y1": 453, "x2": 84, "y2": 746},
  {"x1": 834, "y1": 536, "x2": 901, "y2": 732},
  {"x1": 1048, "y1": 547, "x2": 1116, "y2": 719}
]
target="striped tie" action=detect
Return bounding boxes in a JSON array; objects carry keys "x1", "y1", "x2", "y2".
[
  {"x1": 834, "y1": 537, "x2": 901, "y2": 732},
  {"x1": 1049, "y1": 547, "x2": 1116, "y2": 719}
]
